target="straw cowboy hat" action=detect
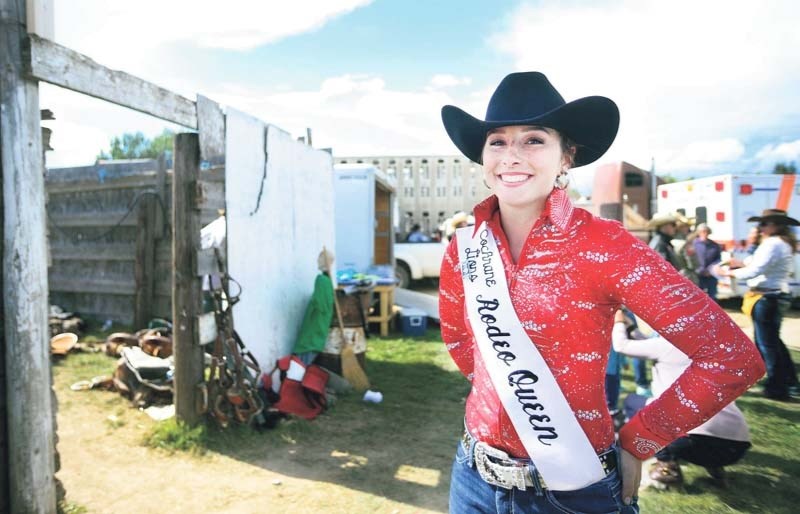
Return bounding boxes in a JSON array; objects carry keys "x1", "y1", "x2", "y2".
[
  {"x1": 647, "y1": 212, "x2": 679, "y2": 230},
  {"x1": 444, "y1": 211, "x2": 476, "y2": 238},
  {"x1": 675, "y1": 213, "x2": 695, "y2": 227},
  {"x1": 441, "y1": 71, "x2": 619, "y2": 166},
  {"x1": 747, "y1": 208, "x2": 800, "y2": 226}
]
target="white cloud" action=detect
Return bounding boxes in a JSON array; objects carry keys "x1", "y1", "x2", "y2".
[
  {"x1": 53, "y1": 0, "x2": 373, "y2": 73},
  {"x1": 209, "y1": 75, "x2": 459, "y2": 156},
  {"x1": 755, "y1": 140, "x2": 800, "y2": 161},
  {"x1": 665, "y1": 138, "x2": 746, "y2": 171},
  {"x1": 753, "y1": 139, "x2": 800, "y2": 169},
  {"x1": 487, "y1": 0, "x2": 800, "y2": 174},
  {"x1": 429, "y1": 74, "x2": 472, "y2": 89}
]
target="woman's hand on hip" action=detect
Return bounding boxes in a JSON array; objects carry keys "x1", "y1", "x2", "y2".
[{"x1": 620, "y1": 448, "x2": 642, "y2": 505}]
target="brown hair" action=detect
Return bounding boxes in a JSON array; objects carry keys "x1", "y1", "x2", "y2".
[
  {"x1": 773, "y1": 223, "x2": 798, "y2": 251},
  {"x1": 559, "y1": 133, "x2": 578, "y2": 169}
]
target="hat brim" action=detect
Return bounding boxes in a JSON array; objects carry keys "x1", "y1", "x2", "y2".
[
  {"x1": 647, "y1": 215, "x2": 678, "y2": 229},
  {"x1": 747, "y1": 214, "x2": 800, "y2": 226},
  {"x1": 442, "y1": 96, "x2": 619, "y2": 167}
]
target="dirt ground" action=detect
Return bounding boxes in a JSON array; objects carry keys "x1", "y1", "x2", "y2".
[{"x1": 55, "y1": 303, "x2": 800, "y2": 514}]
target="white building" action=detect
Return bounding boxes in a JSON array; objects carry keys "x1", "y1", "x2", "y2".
[{"x1": 335, "y1": 155, "x2": 490, "y2": 236}]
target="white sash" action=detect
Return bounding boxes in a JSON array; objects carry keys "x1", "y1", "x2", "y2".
[{"x1": 456, "y1": 223, "x2": 605, "y2": 491}]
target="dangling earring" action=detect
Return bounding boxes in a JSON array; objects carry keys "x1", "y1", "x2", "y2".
[{"x1": 554, "y1": 171, "x2": 570, "y2": 190}]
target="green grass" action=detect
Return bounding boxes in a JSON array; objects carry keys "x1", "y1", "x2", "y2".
[
  {"x1": 55, "y1": 327, "x2": 800, "y2": 513},
  {"x1": 621, "y1": 349, "x2": 800, "y2": 514},
  {"x1": 57, "y1": 500, "x2": 88, "y2": 514},
  {"x1": 142, "y1": 418, "x2": 209, "y2": 454}
]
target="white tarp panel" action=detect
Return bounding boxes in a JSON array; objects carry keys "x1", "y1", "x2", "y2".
[{"x1": 225, "y1": 109, "x2": 335, "y2": 371}]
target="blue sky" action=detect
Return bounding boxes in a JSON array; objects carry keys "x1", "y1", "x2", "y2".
[{"x1": 41, "y1": 0, "x2": 800, "y2": 195}]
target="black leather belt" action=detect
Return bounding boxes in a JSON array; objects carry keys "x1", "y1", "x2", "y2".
[{"x1": 461, "y1": 428, "x2": 617, "y2": 491}]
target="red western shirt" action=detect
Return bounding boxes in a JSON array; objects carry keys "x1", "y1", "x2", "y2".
[{"x1": 439, "y1": 189, "x2": 765, "y2": 460}]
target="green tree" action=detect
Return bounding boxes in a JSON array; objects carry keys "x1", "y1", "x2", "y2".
[
  {"x1": 773, "y1": 161, "x2": 796, "y2": 174},
  {"x1": 96, "y1": 129, "x2": 175, "y2": 161}
]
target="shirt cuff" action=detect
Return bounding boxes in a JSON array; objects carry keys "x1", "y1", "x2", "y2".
[{"x1": 618, "y1": 415, "x2": 676, "y2": 460}]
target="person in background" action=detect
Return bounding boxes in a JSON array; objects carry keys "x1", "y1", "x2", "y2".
[
  {"x1": 715, "y1": 209, "x2": 799, "y2": 401},
  {"x1": 677, "y1": 234, "x2": 700, "y2": 285},
  {"x1": 438, "y1": 71, "x2": 764, "y2": 513},
  {"x1": 445, "y1": 211, "x2": 473, "y2": 241},
  {"x1": 674, "y1": 215, "x2": 700, "y2": 284},
  {"x1": 648, "y1": 212, "x2": 681, "y2": 270},
  {"x1": 406, "y1": 223, "x2": 432, "y2": 242},
  {"x1": 745, "y1": 226, "x2": 761, "y2": 255},
  {"x1": 673, "y1": 214, "x2": 693, "y2": 241},
  {"x1": 693, "y1": 223, "x2": 722, "y2": 300},
  {"x1": 612, "y1": 310, "x2": 752, "y2": 488}
]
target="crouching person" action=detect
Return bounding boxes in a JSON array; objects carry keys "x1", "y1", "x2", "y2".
[{"x1": 613, "y1": 310, "x2": 752, "y2": 487}]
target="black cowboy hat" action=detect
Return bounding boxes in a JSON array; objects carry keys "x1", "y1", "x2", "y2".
[
  {"x1": 747, "y1": 208, "x2": 800, "y2": 226},
  {"x1": 441, "y1": 72, "x2": 619, "y2": 167}
]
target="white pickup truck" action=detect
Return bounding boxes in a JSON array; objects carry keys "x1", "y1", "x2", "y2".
[{"x1": 394, "y1": 240, "x2": 448, "y2": 288}]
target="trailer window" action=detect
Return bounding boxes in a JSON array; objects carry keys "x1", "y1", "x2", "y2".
[
  {"x1": 695, "y1": 206, "x2": 707, "y2": 225},
  {"x1": 624, "y1": 172, "x2": 644, "y2": 187}
]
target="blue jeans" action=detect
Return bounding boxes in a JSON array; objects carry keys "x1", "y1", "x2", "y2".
[
  {"x1": 752, "y1": 294, "x2": 798, "y2": 398},
  {"x1": 605, "y1": 374, "x2": 621, "y2": 411},
  {"x1": 449, "y1": 441, "x2": 639, "y2": 514},
  {"x1": 698, "y1": 275, "x2": 718, "y2": 300},
  {"x1": 632, "y1": 358, "x2": 649, "y2": 388}
]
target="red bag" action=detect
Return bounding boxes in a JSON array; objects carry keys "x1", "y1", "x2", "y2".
[{"x1": 264, "y1": 356, "x2": 329, "y2": 420}]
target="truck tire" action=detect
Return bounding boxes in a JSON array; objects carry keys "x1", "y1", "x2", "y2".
[{"x1": 395, "y1": 262, "x2": 411, "y2": 289}]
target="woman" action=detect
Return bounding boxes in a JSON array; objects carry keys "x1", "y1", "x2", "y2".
[
  {"x1": 439, "y1": 72, "x2": 764, "y2": 513},
  {"x1": 716, "y1": 209, "x2": 799, "y2": 401},
  {"x1": 612, "y1": 310, "x2": 751, "y2": 488}
]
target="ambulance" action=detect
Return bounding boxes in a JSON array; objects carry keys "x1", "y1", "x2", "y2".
[{"x1": 656, "y1": 173, "x2": 800, "y2": 298}]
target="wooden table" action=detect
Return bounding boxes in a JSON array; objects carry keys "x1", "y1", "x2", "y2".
[{"x1": 367, "y1": 284, "x2": 395, "y2": 336}]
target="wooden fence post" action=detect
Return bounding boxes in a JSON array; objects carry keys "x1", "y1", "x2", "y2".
[
  {"x1": 1, "y1": 0, "x2": 57, "y2": 511},
  {"x1": 154, "y1": 152, "x2": 168, "y2": 239},
  {"x1": 134, "y1": 194, "x2": 157, "y2": 330},
  {"x1": 172, "y1": 133, "x2": 204, "y2": 425}
]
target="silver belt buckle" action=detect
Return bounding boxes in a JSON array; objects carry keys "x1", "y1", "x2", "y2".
[{"x1": 473, "y1": 441, "x2": 527, "y2": 491}]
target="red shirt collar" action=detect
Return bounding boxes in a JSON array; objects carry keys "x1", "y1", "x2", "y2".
[{"x1": 472, "y1": 188, "x2": 575, "y2": 235}]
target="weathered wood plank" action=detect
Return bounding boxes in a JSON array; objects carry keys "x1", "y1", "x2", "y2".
[
  {"x1": 1, "y1": 2, "x2": 57, "y2": 510},
  {"x1": 172, "y1": 133, "x2": 205, "y2": 425},
  {"x1": 196, "y1": 179, "x2": 225, "y2": 212},
  {"x1": 46, "y1": 177, "x2": 160, "y2": 194},
  {"x1": 134, "y1": 194, "x2": 157, "y2": 329},
  {"x1": 197, "y1": 95, "x2": 225, "y2": 164},
  {"x1": 25, "y1": 0, "x2": 55, "y2": 40},
  {"x1": 154, "y1": 279, "x2": 173, "y2": 298},
  {"x1": 50, "y1": 243, "x2": 136, "y2": 261},
  {"x1": 154, "y1": 153, "x2": 168, "y2": 239},
  {"x1": 48, "y1": 277, "x2": 136, "y2": 295},
  {"x1": 155, "y1": 240, "x2": 172, "y2": 262},
  {"x1": 197, "y1": 247, "x2": 218, "y2": 276},
  {"x1": 49, "y1": 291, "x2": 137, "y2": 325},
  {"x1": 46, "y1": 159, "x2": 159, "y2": 184},
  {"x1": 203, "y1": 164, "x2": 226, "y2": 183},
  {"x1": 47, "y1": 211, "x2": 139, "y2": 228},
  {"x1": 25, "y1": 34, "x2": 197, "y2": 129}
]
